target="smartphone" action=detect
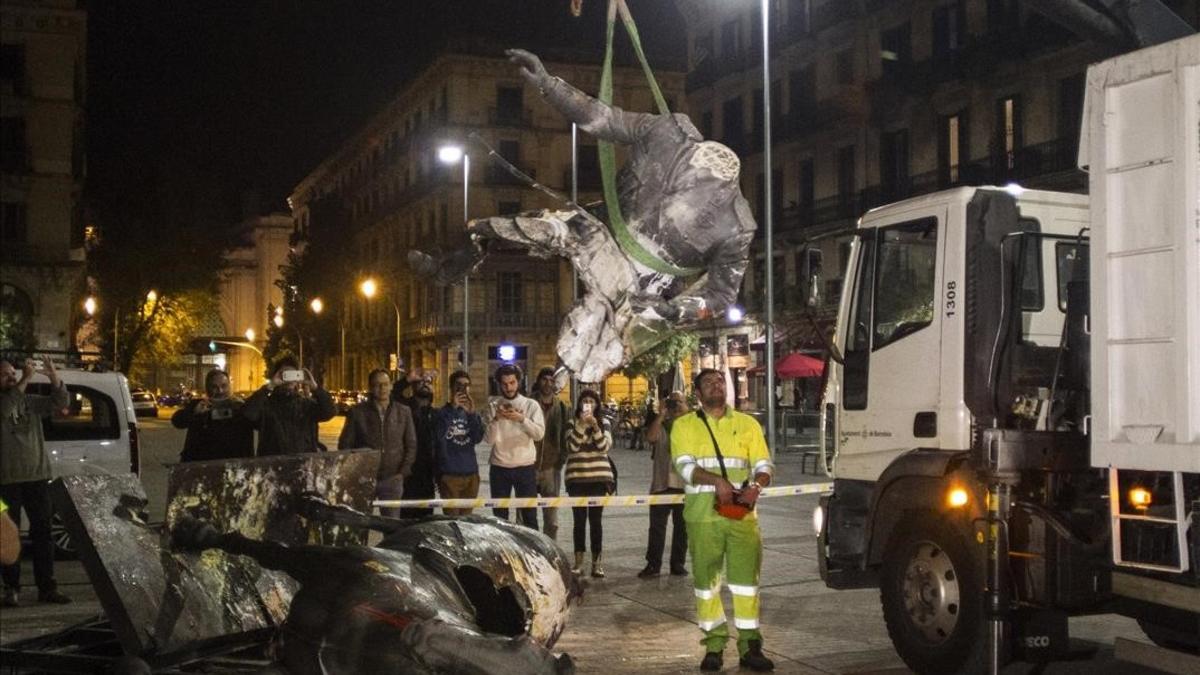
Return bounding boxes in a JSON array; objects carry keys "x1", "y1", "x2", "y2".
[
  {"x1": 281, "y1": 369, "x2": 304, "y2": 383},
  {"x1": 453, "y1": 380, "x2": 468, "y2": 394},
  {"x1": 581, "y1": 402, "x2": 594, "y2": 415}
]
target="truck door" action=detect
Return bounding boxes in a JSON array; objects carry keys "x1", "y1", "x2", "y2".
[{"x1": 834, "y1": 212, "x2": 944, "y2": 480}]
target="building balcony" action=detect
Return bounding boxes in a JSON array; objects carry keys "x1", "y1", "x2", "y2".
[
  {"x1": 411, "y1": 310, "x2": 562, "y2": 337},
  {"x1": 488, "y1": 107, "x2": 533, "y2": 128},
  {"x1": 562, "y1": 167, "x2": 603, "y2": 192},
  {"x1": 486, "y1": 164, "x2": 536, "y2": 186}
]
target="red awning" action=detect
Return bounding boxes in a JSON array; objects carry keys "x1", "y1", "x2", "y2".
[{"x1": 748, "y1": 352, "x2": 825, "y2": 378}]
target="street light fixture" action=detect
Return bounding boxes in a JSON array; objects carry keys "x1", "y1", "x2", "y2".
[
  {"x1": 83, "y1": 296, "x2": 96, "y2": 317},
  {"x1": 245, "y1": 328, "x2": 255, "y2": 343},
  {"x1": 359, "y1": 277, "x2": 402, "y2": 375},
  {"x1": 310, "y1": 298, "x2": 324, "y2": 315},
  {"x1": 437, "y1": 143, "x2": 471, "y2": 369}
]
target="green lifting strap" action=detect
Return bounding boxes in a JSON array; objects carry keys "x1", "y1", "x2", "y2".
[{"x1": 598, "y1": 0, "x2": 703, "y2": 278}]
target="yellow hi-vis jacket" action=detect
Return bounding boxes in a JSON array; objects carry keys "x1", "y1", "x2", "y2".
[{"x1": 669, "y1": 407, "x2": 774, "y2": 523}]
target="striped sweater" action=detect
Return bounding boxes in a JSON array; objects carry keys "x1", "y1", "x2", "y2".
[{"x1": 564, "y1": 418, "x2": 614, "y2": 486}]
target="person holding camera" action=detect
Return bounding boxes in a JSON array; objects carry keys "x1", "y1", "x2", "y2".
[
  {"x1": 243, "y1": 356, "x2": 336, "y2": 456},
  {"x1": 0, "y1": 357, "x2": 71, "y2": 606},
  {"x1": 173, "y1": 369, "x2": 254, "y2": 462},
  {"x1": 434, "y1": 370, "x2": 484, "y2": 516},
  {"x1": 564, "y1": 389, "x2": 614, "y2": 577},
  {"x1": 483, "y1": 364, "x2": 544, "y2": 528},
  {"x1": 670, "y1": 369, "x2": 775, "y2": 672},
  {"x1": 638, "y1": 390, "x2": 689, "y2": 579},
  {"x1": 338, "y1": 369, "x2": 417, "y2": 518}
]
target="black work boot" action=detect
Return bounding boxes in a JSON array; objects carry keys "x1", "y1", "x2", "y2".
[
  {"x1": 738, "y1": 640, "x2": 774, "y2": 671},
  {"x1": 699, "y1": 651, "x2": 723, "y2": 671}
]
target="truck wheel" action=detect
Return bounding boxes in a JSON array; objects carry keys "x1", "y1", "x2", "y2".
[
  {"x1": 1138, "y1": 617, "x2": 1200, "y2": 654},
  {"x1": 880, "y1": 513, "x2": 988, "y2": 674}
]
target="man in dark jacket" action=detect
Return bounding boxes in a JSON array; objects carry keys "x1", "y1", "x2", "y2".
[
  {"x1": 243, "y1": 357, "x2": 336, "y2": 456},
  {"x1": 339, "y1": 369, "x2": 417, "y2": 518},
  {"x1": 173, "y1": 369, "x2": 254, "y2": 462},
  {"x1": 533, "y1": 367, "x2": 570, "y2": 540},
  {"x1": 0, "y1": 357, "x2": 71, "y2": 606},
  {"x1": 401, "y1": 382, "x2": 438, "y2": 518},
  {"x1": 433, "y1": 370, "x2": 484, "y2": 516}
]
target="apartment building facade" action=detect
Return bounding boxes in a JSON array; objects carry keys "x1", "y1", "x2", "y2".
[
  {"x1": 676, "y1": 0, "x2": 1196, "y2": 405},
  {"x1": 0, "y1": 0, "x2": 87, "y2": 354},
  {"x1": 290, "y1": 44, "x2": 685, "y2": 396}
]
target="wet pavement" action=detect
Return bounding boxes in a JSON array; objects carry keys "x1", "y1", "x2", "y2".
[{"x1": 0, "y1": 411, "x2": 1155, "y2": 673}]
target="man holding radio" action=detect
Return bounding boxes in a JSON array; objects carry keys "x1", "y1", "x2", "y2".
[
  {"x1": 173, "y1": 369, "x2": 254, "y2": 462},
  {"x1": 483, "y1": 364, "x2": 544, "y2": 528},
  {"x1": 243, "y1": 356, "x2": 336, "y2": 456},
  {"x1": 670, "y1": 368, "x2": 775, "y2": 672}
]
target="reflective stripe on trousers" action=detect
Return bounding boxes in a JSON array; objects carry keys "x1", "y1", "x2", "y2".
[{"x1": 686, "y1": 516, "x2": 763, "y2": 653}]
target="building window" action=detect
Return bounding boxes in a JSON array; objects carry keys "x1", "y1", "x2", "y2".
[
  {"x1": 880, "y1": 23, "x2": 912, "y2": 79},
  {"x1": 788, "y1": 66, "x2": 815, "y2": 119},
  {"x1": 0, "y1": 283, "x2": 35, "y2": 351},
  {"x1": 499, "y1": 139, "x2": 520, "y2": 165},
  {"x1": 995, "y1": 94, "x2": 1023, "y2": 172},
  {"x1": 835, "y1": 49, "x2": 854, "y2": 84},
  {"x1": 1, "y1": 202, "x2": 28, "y2": 243},
  {"x1": 1, "y1": 117, "x2": 27, "y2": 172},
  {"x1": 797, "y1": 158, "x2": 814, "y2": 218},
  {"x1": 497, "y1": 272, "x2": 523, "y2": 313},
  {"x1": 0, "y1": 43, "x2": 26, "y2": 93},
  {"x1": 987, "y1": 0, "x2": 1020, "y2": 33},
  {"x1": 700, "y1": 110, "x2": 713, "y2": 138},
  {"x1": 939, "y1": 111, "x2": 968, "y2": 186},
  {"x1": 932, "y1": 1, "x2": 966, "y2": 57},
  {"x1": 789, "y1": 0, "x2": 810, "y2": 35},
  {"x1": 496, "y1": 86, "x2": 524, "y2": 125},
  {"x1": 837, "y1": 145, "x2": 856, "y2": 216},
  {"x1": 694, "y1": 30, "x2": 714, "y2": 64},
  {"x1": 721, "y1": 19, "x2": 740, "y2": 58},
  {"x1": 498, "y1": 200, "x2": 521, "y2": 215},
  {"x1": 722, "y1": 96, "x2": 744, "y2": 151},
  {"x1": 1058, "y1": 73, "x2": 1085, "y2": 155},
  {"x1": 880, "y1": 129, "x2": 911, "y2": 201}
]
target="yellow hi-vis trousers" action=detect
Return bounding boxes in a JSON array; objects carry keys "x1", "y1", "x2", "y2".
[{"x1": 687, "y1": 515, "x2": 763, "y2": 655}]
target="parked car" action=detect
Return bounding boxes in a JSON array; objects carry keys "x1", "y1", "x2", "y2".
[
  {"x1": 24, "y1": 368, "x2": 140, "y2": 557},
  {"x1": 130, "y1": 389, "x2": 158, "y2": 418}
]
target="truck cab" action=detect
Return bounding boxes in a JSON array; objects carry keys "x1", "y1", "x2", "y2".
[{"x1": 814, "y1": 36, "x2": 1199, "y2": 674}]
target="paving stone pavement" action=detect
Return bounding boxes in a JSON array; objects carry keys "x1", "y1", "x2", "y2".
[{"x1": 0, "y1": 421, "x2": 1156, "y2": 673}]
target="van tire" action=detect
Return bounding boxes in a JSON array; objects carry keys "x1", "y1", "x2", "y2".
[
  {"x1": 880, "y1": 512, "x2": 992, "y2": 674},
  {"x1": 51, "y1": 513, "x2": 77, "y2": 560},
  {"x1": 1138, "y1": 617, "x2": 1200, "y2": 654}
]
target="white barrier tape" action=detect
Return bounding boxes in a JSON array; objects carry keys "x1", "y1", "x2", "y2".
[{"x1": 373, "y1": 482, "x2": 833, "y2": 509}]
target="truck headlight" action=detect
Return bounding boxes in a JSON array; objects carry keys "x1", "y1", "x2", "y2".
[{"x1": 812, "y1": 504, "x2": 825, "y2": 535}]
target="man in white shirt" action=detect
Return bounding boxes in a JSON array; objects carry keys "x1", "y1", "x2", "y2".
[{"x1": 484, "y1": 364, "x2": 545, "y2": 528}]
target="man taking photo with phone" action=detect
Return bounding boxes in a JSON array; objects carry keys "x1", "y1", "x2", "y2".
[
  {"x1": 483, "y1": 364, "x2": 544, "y2": 528},
  {"x1": 639, "y1": 390, "x2": 690, "y2": 579},
  {"x1": 173, "y1": 369, "x2": 254, "y2": 462},
  {"x1": 243, "y1": 356, "x2": 336, "y2": 456},
  {"x1": 434, "y1": 370, "x2": 484, "y2": 516}
]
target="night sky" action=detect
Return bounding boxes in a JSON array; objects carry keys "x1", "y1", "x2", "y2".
[{"x1": 85, "y1": 1, "x2": 685, "y2": 234}]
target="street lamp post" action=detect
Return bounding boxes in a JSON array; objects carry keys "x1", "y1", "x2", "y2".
[
  {"x1": 760, "y1": 0, "x2": 777, "y2": 453},
  {"x1": 437, "y1": 145, "x2": 470, "y2": 370},
  {"x1": 359, "y1": 278, "x2": 402, "y2": 374}
]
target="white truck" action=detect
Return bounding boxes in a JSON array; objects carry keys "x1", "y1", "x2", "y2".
[{"x1": 814, "y1": 34, "x2": 1198, "y2": 673}]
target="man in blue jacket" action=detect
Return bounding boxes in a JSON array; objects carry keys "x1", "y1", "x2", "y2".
[{"x1": 434, "y1": 370, "x2": 484, "y2": 516}]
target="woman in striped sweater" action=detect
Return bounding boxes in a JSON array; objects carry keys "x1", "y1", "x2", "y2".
[{"x1": 564, "y1": 389, "x2": 615, "y2": 577}]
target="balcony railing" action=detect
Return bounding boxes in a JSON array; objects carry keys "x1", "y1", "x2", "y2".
[
  {"x1": 488, "y1": 107, "x2": 533, "y2": 128},
  {"x1": 487, "y1": 164, "x2": 536, "y2": 186},
  {"x1": 411, "y1": 311, "x2": 561, "y2": 336}
]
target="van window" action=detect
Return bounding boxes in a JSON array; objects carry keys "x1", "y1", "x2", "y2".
[{"x1": 26, "y1": 383, "x2": 120, "y2": 441}]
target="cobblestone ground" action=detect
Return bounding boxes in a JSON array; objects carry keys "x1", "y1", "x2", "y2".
[{"x1": 0, "y1": 412, "x2": 1153, "y2": 673}]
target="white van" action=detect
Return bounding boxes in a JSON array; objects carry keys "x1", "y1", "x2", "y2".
[{"x1": 22, "y1": 368, "x2": 140, "y2": 554}]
